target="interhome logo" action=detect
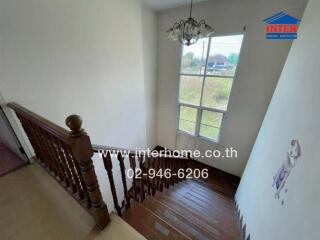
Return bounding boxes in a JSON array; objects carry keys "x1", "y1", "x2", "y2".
[{"x1": 263, "y1": 12, "x2": 300, "y2": 40}]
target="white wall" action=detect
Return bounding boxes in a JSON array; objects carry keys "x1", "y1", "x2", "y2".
[
  {"x1": 236, "y1": 0, "x2": 320, "y2": 239},
  {"x1": 142, "y1": 6, "x2": 158, "y2": 148},
  {"x1": 0, "y1": 0, "x2": 158, "y2": 212},
  {"x1": 0, "y1": 107, "x2": 27, "y2": 161},
  {"x1": 156, "y1": 0, "x2": 307, "y2": 176},
  {"x1": 0, "y1": 0, "x2": 154, "y2": 153}
]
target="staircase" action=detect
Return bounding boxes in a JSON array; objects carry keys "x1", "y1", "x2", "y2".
[
  {"x1": 122, "y1": 176, "x2": 240, "y2": 240},
  {"x1": 8, "y1": 102, "x2": 241, "y2": 240}
]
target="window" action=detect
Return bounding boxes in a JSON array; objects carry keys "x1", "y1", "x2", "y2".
[{"x1": 178, "y1": 34, "x2": 244, "y2": 142}]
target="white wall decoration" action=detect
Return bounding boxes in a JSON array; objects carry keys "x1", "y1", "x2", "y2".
[{"x1": 272, "y1": 139, "x2": 301, "y2": 203}]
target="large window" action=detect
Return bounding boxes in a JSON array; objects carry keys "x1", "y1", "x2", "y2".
[{"x1": 178, "y1": 34, "x2": 244, "y2": 142}]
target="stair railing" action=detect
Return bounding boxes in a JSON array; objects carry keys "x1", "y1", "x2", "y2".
[
  {"x1": 7, "y1": 103, "x2": 110, "y2": 229},
  {"x1": 7, "y1": 102, "x2": 190, "y2": 223},
  {"x1": 92, "y1": 145, "x2": 190, "y2": 216}
]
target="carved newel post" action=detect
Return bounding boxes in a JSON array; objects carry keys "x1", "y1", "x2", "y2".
[{"x1": 66, "y1": 115, "x2": 110, "y2": 228}]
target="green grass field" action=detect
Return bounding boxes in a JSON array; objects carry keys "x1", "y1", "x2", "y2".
[{"x1": 179, "y1": 75, "x2": 232, "y2": 141}]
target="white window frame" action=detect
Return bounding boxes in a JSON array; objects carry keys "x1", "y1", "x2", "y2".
[{"x1": 177, "y1": 33, "x2": 245, "y2": 144}]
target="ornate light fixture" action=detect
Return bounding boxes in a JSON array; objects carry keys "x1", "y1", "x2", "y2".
[{"x1": 166, "y1": 0, "x2": 214, "y2": 46}]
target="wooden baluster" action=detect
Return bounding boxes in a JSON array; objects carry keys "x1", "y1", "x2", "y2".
[
  {"x1": 146, "y1": 157, "x2": 151, "y2": 195},
  {"x1": 183, "y1": 158, "x2": 187, "y2": 180},
  {"x1": 35, "y1": 124, "x2": 60, "y2": 176},
  {"x1": 70, "y1": 152, "x2": 87, "y2": 201},
  {"x1": 174, "y1": 158, "x2": 177, "y2": 183},
  {"x1": 117, "y1": 152, "x2": 130, "y2": 209},
  {"x1": 63, "y1": 147, "x2": 85, "y2": 200},
  {"x1": 154, "y1": 157, "x2": 159, "y2": 191},
  {"x1": 53, "y1": 139, "x2": 75, "y2": 191},
  {"x1": 178, "y1": 158, "x2": 182, "y2": 182},
  {"x1": 159, "y1": 157, "x2": 164, "y2": 192},
  {"x1": 18, "y1": 116, "x2": 44, "y2": 164},
  {"x1": 186, "y1": 153, "x2": 191, "y2": 177},
  {"x1": 40, "y1": 128, "x2": 66, "y2": 183},
  {"x1": 178, "y1": 159, "x2": 181, "y2": 181},
  {"x1": 164, "y1": 158, "x2": 169, "y2": 189},
  {"x1": 138, "y1": 155, "x2": 145, "y2": 202},
  {"x1": 180, "y1": 159, "x2": 185, "y2": 181},
  {"x1": 167, "y1": 158, "x2": 171, "y2": 187},
  {"x1": 171, "y1": 158, "x2": 175, "y2": 184},
  {"x1": 174, "y1": 158, "x2": 179, "y2": 184},
  {"x1": 129, "y1": 154, "x2": 138, "y2": 201},
  {"x1": 66, "y1": 115, "x2": 109, "y2": 229},
  {"x1": 171, "y1": 158, "x2": 175, "y2": 186},
  {"x1": 167, "y1": 158, "x2": 171, "y2": 188},
  {"x1": 155, "y1": 158, "x2": 160, "y2": 192},
  {"x1": 176, "y1": 159, "x2": 179, "y2": 182},
  {"x1": 102, "y1": 151, "x2": 121, "y2": 216},
  {"x1": 151, "y1": 158, "x2": 156, "y2": 196},
  {"x1": 34, "y1": 124, "x2": 59, "y2": 174},
  {"x1": 21, "y1": 115, "x2": 53, "y2": 172},
  {"x1": 49, "y1": 136, "x2": 71, "y2": 188},
  {"x1": 60, "y1": 144, "x2": 77, "y2": 194}
]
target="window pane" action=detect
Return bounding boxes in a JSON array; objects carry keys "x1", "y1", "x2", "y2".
[
  {"x1": 179, "y1": 75, "x2": 203, "y2": 105},
  {"x1": 207, "y1": 35, "x2": 243, "y2": 77},
  {"x1": 202, "y1": 77, "x2": 233, "y2": 111},
  {"x1": 200, "y1": 110, "x2": 223, "y2": 141},
  {"x1": 181, "y1": 38, "x2": 209, "y2": 74},
  {"x1": 179, "y1": 106, "x2": 197, "y2": 134}
]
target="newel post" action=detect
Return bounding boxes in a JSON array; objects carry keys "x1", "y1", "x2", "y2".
[{"x1": 66, "y1": 115, "x2": 110, "y2": 229}]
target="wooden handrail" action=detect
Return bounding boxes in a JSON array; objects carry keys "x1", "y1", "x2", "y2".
[
  {"x1": 8, "y1": 102, "x2": 190, "y2": 221},
  {"x1": 7, "y1": 103, "x2": 70, "y2": 144},
  {"x1": 7, "y1": 102, "x2": 110, "y2": 229}
]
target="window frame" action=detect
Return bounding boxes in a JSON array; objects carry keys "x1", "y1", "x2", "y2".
[{"x1": 176, "y1": 32, "x2": 245, "y2": 144}]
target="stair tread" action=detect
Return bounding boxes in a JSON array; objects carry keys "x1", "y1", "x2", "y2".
[
  {"x1": 178, "y1": 180, "x2": 236, "y2": 205},
  {"x1": 122, "y1": 160, "x2": 241, "y2": 240},
  {"x1": 122, "y1": 201, "x2": 191, "y2": 240},
  {"x1": 142, "y1": 196, "x2": 219, "y2": 240},
  {"x1": 162, "y1": 182, "x2": 238, "y2": 220},
  {"x1": 154, "y1": 186, "x2": 240, "y2": 239},
  {"x1": 171, "y1": 180, "x2": 238, "y2": 216}
]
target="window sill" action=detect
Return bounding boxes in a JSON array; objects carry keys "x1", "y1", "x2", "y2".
[{"x1": 176, "y1": 130, "x2": 220, "y2": 145}]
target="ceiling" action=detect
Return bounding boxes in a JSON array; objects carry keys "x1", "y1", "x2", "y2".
[{"x1": 142, "y1": 0, "x2": 209, "y2": 11}]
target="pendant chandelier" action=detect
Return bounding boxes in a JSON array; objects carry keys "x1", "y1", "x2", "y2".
[{"x1": 166, "y1": 0, "x2": 214, "y2": 46}]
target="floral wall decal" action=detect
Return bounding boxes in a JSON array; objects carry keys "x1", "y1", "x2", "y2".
[{"x1": 272, "y1": 139, "x2": 301, "y2": 204}]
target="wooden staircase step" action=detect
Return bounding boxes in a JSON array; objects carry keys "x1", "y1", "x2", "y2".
[
  {"x1": 142, "y1": 196, "x2": 218, "y2": 240},
  {"x1": 172, "y1": 181, "x2": 237, "y2": 216},
  {"x1": 152, "y1": 191, "x2": 221, "y2": 236},
  {"x1": 161, "y1": 183, "x2": 238, "y2": 223},
  {"x1": 122, "y1": 201, "x2": 191, "y2": 240},
  {"x1": 184, "y1": 179, "x2": 235, "y2": 202},
  {"x1": 121, "y1": 155, "x2": 241, "y2": 240},
  {"x1": 176, "y1": 180, "x2": 236, "y2": 208},
  {"x1": 154, "y1": 186, "x2": 240, "y2": 239}
]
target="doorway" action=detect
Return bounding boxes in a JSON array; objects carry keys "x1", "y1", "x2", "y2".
[{"x1": 0, "y1": 106, "x2": 28, "y2": 176}]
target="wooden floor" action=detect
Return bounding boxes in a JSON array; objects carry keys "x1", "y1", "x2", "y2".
[
  {"x1": 122, "y1": 162, "x2": 241, "y2": 240},
  {"x1": 0, "y1": 142, "x2": 26, "y2": 177}
]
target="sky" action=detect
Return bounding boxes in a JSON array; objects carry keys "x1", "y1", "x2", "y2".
[{"x1": 183, "y1": 34, "x2": 244, "y2": 58}]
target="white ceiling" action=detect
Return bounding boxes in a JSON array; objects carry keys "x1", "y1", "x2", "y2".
[{"x1": 142, "y1": 0, "x2": 209, "y2": 11}]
